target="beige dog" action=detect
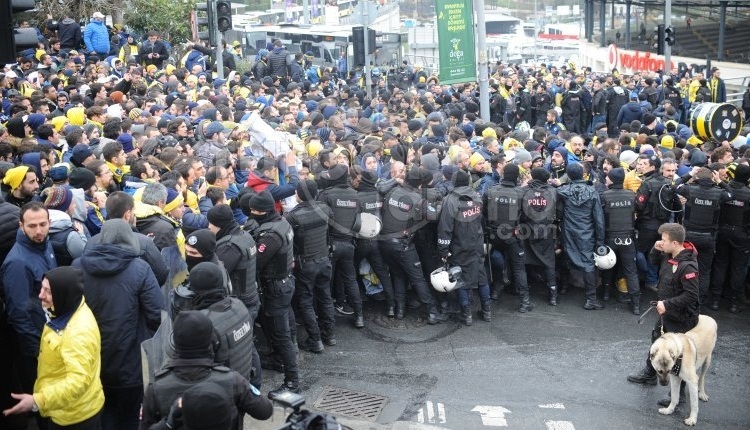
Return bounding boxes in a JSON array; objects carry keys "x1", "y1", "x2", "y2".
[{"x1": 650, "y1": 314, "x2": 718, "y2": 426}]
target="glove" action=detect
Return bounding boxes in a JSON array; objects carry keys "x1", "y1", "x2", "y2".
[{"x1": 166, "y1": 397, "x2": 183, "y2": 430}]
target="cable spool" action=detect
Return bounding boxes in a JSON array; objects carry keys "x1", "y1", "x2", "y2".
[{"x1": 690, "y1": 102, "x2": 743, "y2": 142}]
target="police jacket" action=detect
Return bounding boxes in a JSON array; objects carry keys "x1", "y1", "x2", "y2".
[
  {"x1": 215, "y1": 226, "x2": 258, "y2": 304},
  {"x1": 635, "y1": 171, "x2": 678, "y2": 224},
  {"x1": 521, "y1": 179, "x2": 558, "y2": 228},
  {"x1": 380, "y1": 183, "x2": 429, "y2": 240},
  {"x1": 437, "y1": 186, "x2": 484, "y2": 280},
  {"x1": 285, "y1": 200, "x2": 332, "y2": 261},
  {"x1": 649, "y1": 244, "x2": 699, "y2": 330},
  {"x1": 601, "y1": 184, "x2": 636, "y2": 237},
  {"x1": 139, "y1": 357, "x2": 272, "y2": 430},
  {"x1": 719, "y1": 180, "x2": 750, "y2": 231},
  {"x1": 318, "y1": 184, "x2": 359, "y2": 241},
  {"x1": 675, "y1": 178, "x2": 731, "y2": 233},
  {"x1": 253, "y1": 214, "x2": 294, "y2": 281},
  {"x1": 483, "y1": 180, "x2": 525, "y2": 239},
  {"x1": 197, "y1": 297, "x2": 255, "y2": 381}
]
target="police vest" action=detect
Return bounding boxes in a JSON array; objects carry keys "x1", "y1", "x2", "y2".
[
  {"x1": 486, "y1": 185, "x2": 522, "y2": 228},
  {"x1": 357, "y1": 189, "x2": 382, "y2": 216},
  {"x1": 152, "y1": 365, "x2": 237, "y2": 422},
  {"x1": 422, "y1": 187, "x2": 443, "y2": 222},
  {"x1": 719, "y1": 183, "x2": 750, "y2": 229},
  {"x1": 521, "y1": 185, "x2": 557, "y2": 225},
  {"x1": 643, "y1": 176, "x2": 675, "y2": 222},
  {"x1": 216, "y1": 231, "x2": 258, "y2": 303},
  {"x1": 202, "y1": 297, "x2": 254, "y2": 381},
  {"x1": 254, "y1": 219, "x2": 294, "y2": 280},
  {"x1": 380, "y1": 185, "x2": 422, "y2": 238},
  {"x1": 683, "y1": 185, "x2": 723, "y2": 232},
  {"x1": 288, "y1": 202, "x2": 330, "y2": 260},
  {"x1": 321, "y1": 186, "x2": 359, "y2": 241},
  {"x1": 602, "y1": 188, "x2": 636, "y2": 234}
]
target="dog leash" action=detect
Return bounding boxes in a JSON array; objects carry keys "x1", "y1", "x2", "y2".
[{"x1": 637, "y1": 301, "x2": 659, "y2": 325}]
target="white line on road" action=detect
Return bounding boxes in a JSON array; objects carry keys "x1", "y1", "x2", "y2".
[
  {"x1": 538, "y1": 403, "x2": 566, "y2": 409},
  {"x1": 437, "y1": 402, "x2": 446, "y2": 423},
  {"x1": 427, "y1": 401, "x2": 435, "y2": 423},
  {"x1": 545, "y1": 420, "x2": 576, "y2": 430},
  {"x1": 417, "y1": 401, "x2": 447, "y2": 424},
  {"x1": 471, "y1": 405, "x2": 512, "y2": 427}
]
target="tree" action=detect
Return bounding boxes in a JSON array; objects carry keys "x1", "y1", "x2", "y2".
[{"x1": 125, "y1": 0, "x2": 195, "y2": 43}]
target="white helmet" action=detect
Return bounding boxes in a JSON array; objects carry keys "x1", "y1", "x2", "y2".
[
  {"x1": 355, "y1": 212, "x2": 382, "y2": 239},
  {"x1": 430, "y1": 265, "x2": 462, "y2": 292},
  {"x1": 515, "y1": 121, "x2": 530, "y2": 132},
  {"x1": 594, "y1": 246, "x2": 617, "y2": 270}
]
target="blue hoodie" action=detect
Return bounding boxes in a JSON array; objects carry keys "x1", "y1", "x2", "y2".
[{"x1": 84, "y1": 20, "x2": 110, "y2": 55}]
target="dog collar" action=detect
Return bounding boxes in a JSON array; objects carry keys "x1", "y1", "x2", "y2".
[{"x1": 671, "y1": 355, "x2": 683, "y2": 375}]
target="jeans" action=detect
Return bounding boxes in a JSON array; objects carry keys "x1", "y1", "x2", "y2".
[
  {"x1": 331, "y1": 240, "x2": 362, "y2": 311},
  {"x1": 354, "y1": 239, "x2": 394, "y2": 305},
  {"x1": 456, "y1": 285, "x2": 491, "y2": 307},
  {"x1": 636, "y1": 224, "x2": 659, "y2": 286},
  {"x1": 261, "y1": 276, "x2": 298, "y2": 384},
  {"x1": 380, "y1": 240, "x2": 437, "y2": 312},
  {"x1": 589, "y1": 114, "x2": 606, "y2": 133},
  {"x1": 293, "y1": 257, "x2": 334, "y2": 340}
]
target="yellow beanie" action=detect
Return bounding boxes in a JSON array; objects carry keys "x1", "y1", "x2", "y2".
[
  {"x1": 307, "y1": 140, "x2": 323, "y2": 157},
  {"x1": 66, "y1": 106, "x2": 86, "y2": 126},
  {"x1": 163, "y1": 193, "x2": 184, "y2": 214},
  {"x1": 2, "y1": 165, "x2": 30, "y2": 190},
  {"x1": 503, "y1": 137, "x2": 521, "y2": 152},
  {"x1": 687, "y1": 135, "x2": 703, "y2": 146},
  {"x1": 660, "y1": 135, "x2": 675, "y2": 149},
  {"x1": 482, "y1": 127, "x2": 497, "y2": 138},
  {"x1": 165, "y1": 64, "x2": 176, "y2": 76},
  {"x1": 469, "y1": 152, "x2": 485, "y2": 168},
  {"x1": 49, "y1": 116, "x2": 68, "y2": 132}
]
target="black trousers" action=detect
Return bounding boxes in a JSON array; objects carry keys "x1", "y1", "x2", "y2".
[
  {"x1": 293, "y1": 257, "x2": 334, "y2": 341},
  {"x1": 354, "y1": 239, "x2": 395, "y2": 305},
  {"x1": 491, "y1": 237, "x2": 529, "y2": 293},
  {"x1": 601, "y1": 236, "x2": 640, "y2": 296},
  {"x1": 710, "y1": 227, "x2": 749, "y2": 302},
  {"x1": 260, "y1": 277, "x2": 299, "y2": 384},
  {"x1": 331, "y1": 240, "x2": 362, "y2": 311},
  {"x1": 380, "y1": 240, "x2": 436, "y2": 312},
  {"x1": 685, "y1": 230, "x2": 716, "y2": 303}
]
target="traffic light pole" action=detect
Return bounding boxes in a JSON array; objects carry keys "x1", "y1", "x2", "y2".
[
  {"x1": 362, "y1": 2, "x2": 371, "y2": 100},
  {"x1": 664, "y1": 0, "x2": 671, "y2": 75},
  {"x1": 212, "y1": 0, "x2": 224, "y2": 79}
]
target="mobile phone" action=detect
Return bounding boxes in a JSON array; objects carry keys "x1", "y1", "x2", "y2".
[{"x1": 196, "y1": 177, "x2": 206, "y2": 188}]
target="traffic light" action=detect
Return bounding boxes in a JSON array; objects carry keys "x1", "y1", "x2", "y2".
[
  {"x1": 653, "y1": 24, "x2": 665, "y2": 55},
  {"x1": 664, "y1": 26, "x2": 676, "y2": 46},
  {"x1": 367, "y1": 28, "x2": 376, "y2": 54},
  {"x1": 352, "y1": 26, "x2": 365, "y2": 67},
  {"x1": 196, "y1": 1, "x2": 216, "y2": 46},
  {"x1": 0, "y1": 0, "x2": 37, "y2": 64},
  {"x1": 216, "y1": 1, "x2": 232, "y2": 33}
]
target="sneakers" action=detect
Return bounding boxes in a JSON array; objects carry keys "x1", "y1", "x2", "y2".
[
  {"x1": 335, "y1": 302, "x2": 354, "y2": 316},
  {"x1": 268, "y1": 381, "x2": 300, "y2": 398},
  {"x1": 299, "y1": 338, "x2": 324, "y2": 353},
  {"x1": 583, "y1": 299, "x2": 605, "y2": 310},
  {"x1": 627, "y1": 367, "x2": 657, "y2": 385}
]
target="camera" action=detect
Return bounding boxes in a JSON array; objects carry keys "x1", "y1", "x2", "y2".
[{"x1": 270, "y1": 390, "x2": 305, "y2": 410}]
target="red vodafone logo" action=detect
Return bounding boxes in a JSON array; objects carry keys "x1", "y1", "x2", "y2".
[{"x1": 608, "y1": 44, "x2": 619, "y2": 69}]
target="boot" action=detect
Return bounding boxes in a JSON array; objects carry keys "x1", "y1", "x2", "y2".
[
  {"x1": 518, "y1": 290, "x2": 534, "y2": 313},
  {"x1": 631, "y1": 295, "x2": 641, "y2": 316},
  {"x1": 548, "y1": 285, "x2": 558, "y2": 306},
  {"x1": 353, "y1": 311, "x2": 364, "y2": 329},
  {"x1": 583, "y1": 298, "x2": 605, "y2": 310},
  {"x1": 627, "y1": 363, "x2": 657, "y2": 385},
  {"x1": 480, "y1": 302, "x2": 492, "y2": 322},
  {"x1": 427, "y1": 306, "x2": 445, "y2": 325},
  {"x1": 386, "y1": 304, "x2": 395, "y2": 318},
  {"x1": 602, "y1": 284, "x2": 611, "y2": 302},
  {"x1": 268, "y1": 380, "x2": 300, "y2": 398},
  {"x1": 460, "y1": 306, "x2": 473, "y2": 326},
  {"x1": 617, "y1": 291, "x2": 632, "y2": 304},
  {"x1": 299, "y1": 338, "x2": 324, "y2": 353},
  {"x1": 657, "y1": 381, "x2": 686, "y2": 407},
  {"x1": 395, "y1": 303, "x2": 405, "y2": 320}
]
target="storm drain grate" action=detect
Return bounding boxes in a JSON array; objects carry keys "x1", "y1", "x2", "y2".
[{"x1": 313, "y1": 385, "x2": 389, "y2": 422}]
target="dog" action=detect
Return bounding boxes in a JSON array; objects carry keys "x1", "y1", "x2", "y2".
[{"x1": 650, "y1": 314, "x2": 718, "y2": 426}]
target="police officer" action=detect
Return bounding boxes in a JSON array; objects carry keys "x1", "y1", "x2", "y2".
[
  {"x1": 484, "y1": 164, "x2": 533, "y2": 312},
  {"x1": 207, "y1": 204, "x2": 259, "y2": 324},
  {"x1": 634, "y1": 155, "x2": 677, "y2": 291},
  {"x1": 285, "y1": 180, "x2": 336, "y2": 351},
  {"x1": 247, "y1": 190, "x2": 299, "y2": 396},
  {"x1": 521, "y1": 168, "x2": 560, "y2": 305},
  {"x1": 710, "y1": 163, "x2": 750, "y2": 313},
  {"x1": 600, "y1": 168, "x2": 641, "y2": 314},
  {"x1": 140, "y1": 311, "x2": 273, "y2": 430},
  {"x1": 379, "y1": 167, "x2": 443, "y2": 323},
  {"x1": 674, "y1": 167, "x2": 732, "y2": 306},
  {"x1": 438, "y1": 170, "x2": 491, "y2": 325},
  {"x1": 317, "y1": 164, "x2": 364, "y2": 328},
  {"x1": 188, "y1": 262, "x2": 259, "y2": 388},
  {"x1": 354, "y1": 170, "x2": 396, "y2": 317}
]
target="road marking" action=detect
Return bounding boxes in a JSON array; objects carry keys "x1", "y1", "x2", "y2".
[
  {"x1": 545, "y1": 421, "x2": 576, "y2": 430},
  {"x1": 538, "y1": 403, "x2": 566, "y2": 409},
  {"x1": 417, "y1": 401, "x2": 446, "y2": 424},
  {"x1": 471, "y1": 405, "x2": 512, "y2": 427}
]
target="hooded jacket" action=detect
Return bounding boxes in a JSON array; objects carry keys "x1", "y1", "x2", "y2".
[
  {"x1": 649, "y1": 243, "x2": 700, "y2": 330},
  {"x1": 73, "y1": 242, "x2": 164, "y2": 388},
  {"x1": 557, "y1": 179, "x2": 605, "y2": 272},
  {"x1": 48, "y1": 209, "x2": 87, "y2": 266},
  {"x1": 46, "y1": 18, "x2": 82, "y2": 50},
  {"x1": 83, "y1": 20, "x2": 109, "y2": 55},
  {"x1": 616, "y1": 101, "x2": 645, "y2": 127},
  {"x1": 134, "y1": 202, "x2": 180, "y2": 251},
  {"x1": 437, "y1": 185, "x2": 484, "y2": 288}
]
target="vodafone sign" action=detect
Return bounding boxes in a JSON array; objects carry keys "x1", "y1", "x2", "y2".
[{"x1": 607, "y1": 44, "x2": 676, "y2": 73}]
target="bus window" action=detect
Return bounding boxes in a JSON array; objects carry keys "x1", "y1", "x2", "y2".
[
  {"x1": 324, "y1": 49, "x2": 333, "y2": 63},
  {"x1": 311, "y1": 46, "x2": 322, "y2": 60}
]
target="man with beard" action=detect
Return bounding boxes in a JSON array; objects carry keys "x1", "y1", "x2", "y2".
[{"x1": 1, "y1": 165, "x2": 40, "y2": 208}]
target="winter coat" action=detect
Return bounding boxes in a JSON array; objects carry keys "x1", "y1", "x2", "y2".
[
  {"x1": 83, "y1": 20, "x2": 109, "y2": 55},
  {"x1": 1, "y1": 230, "x2": 57, "y2": 357},
  {"x1": 134, "y1": 203, "x2": 179, "y2": 251},
  {"x1": 35, "y1": 300, "x2": 104, "y2": 426},
  {"x1": 557, "y1": 179, "x2": 605, "y2": 272},
  {"x1": 47, "y1": 209, "x2": 87, "y2": 266},
  {"x1": 73, "y1": 243, "x2": 164, "y2": 388},
  {"x1": 46, "y1": 18, "x2": 82, "y2": 50},
  {"x1": 616, "y1": 102, "x2": 644, "y2": 127},
  {"x1": 649, "y1": 243, "x2": 700, "y2": 330},
  {"x1": 0, "y1": 201, "x2": 20, "y2": 264},
  {"x1": 85, "y1": 229, "x2": 170, "y2": 287},
  {"x1": 267, "y1": 47, "x2": 289, "y2": 78}
]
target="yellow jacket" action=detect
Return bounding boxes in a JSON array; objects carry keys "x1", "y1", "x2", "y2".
[
  {"x1": 34, "y1": 300, "x2": 104, "y2": 426},
  {"x1": 623, "y1": 168, "x2": 642, "y2": 193}
]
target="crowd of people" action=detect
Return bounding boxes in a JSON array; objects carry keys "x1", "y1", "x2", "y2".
[{"x1": 1, "y1": 10, "x2": 750, "y2": 430}]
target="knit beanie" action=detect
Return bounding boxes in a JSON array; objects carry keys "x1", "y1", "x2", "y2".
[
  {"x1": 608, "y1": 167, "x2": 626, "y2": 185},
  {"x1": 207, "y1": 204, "x2": 235, "y2": 229},
  {"x1": 185, "y1": 229, "x2": 217, "y2": 260},
  {"x1": 2, "y1": 165, "x2": 30, "y2": 190},
  {"x1": 452, "y1": 169, "x2": 471, "y2": 187},
  {"x1": 171, "y1": 311, "x2": 215, "y2": 359},
  {"x1": 68, "y1": 168, "x2": 96, "y2": 190},
  {"x1": 249, "y1": 190, "x2": 276, "y2": 213},
  {"x1": 503, "y1": 163, "x2": 520, "y2": 183},
  {"x1": 163, "y1": 188, "x2": 184, "y2": 214},
  {"x1": 296, "y1": 179, "x2": 318, "y2": 202},
  {"x1": 43, "y1": 186, "x2": 74, "y2": 212},
  {"x1": 530, "y1": 167, "x2": 550, "y2": 182}
]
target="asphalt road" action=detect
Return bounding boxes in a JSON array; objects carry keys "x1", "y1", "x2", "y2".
[{"x1": 249, "y1": 284, "x2": 750, "y2": 430}]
